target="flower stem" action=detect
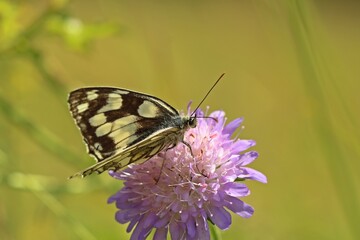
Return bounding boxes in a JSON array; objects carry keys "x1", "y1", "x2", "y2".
[{"x1": 209, "y1": 223, "x2": 222, "y2": 240}]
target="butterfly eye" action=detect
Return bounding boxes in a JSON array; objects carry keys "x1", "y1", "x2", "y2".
[{"x1": 189, "y1": 116, "x2": 197, "y2": 128}]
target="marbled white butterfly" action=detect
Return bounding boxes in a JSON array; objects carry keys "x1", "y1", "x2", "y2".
[{"x1": 68, "y1": 74, "x2": 224, "y2": 178}]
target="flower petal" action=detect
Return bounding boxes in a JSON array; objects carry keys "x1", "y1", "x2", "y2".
[
  {"x1": 186, "y1": 217, "x2": 196, "y2": 238},
  {"x1": 223, "y1": 117, "x2": 243, "y2": 135},
  {"x1": 127, "y1": 215, "x2": 141, "y2": 233},
  {"x1": 130, "y1": 216, "x2": 152, "y2": 240},
  {"x1": 143, "y1": 212, "x2": 158, "y2": 228},
  {"x1": 209, "y1": 110, "x2": 226, "y2": 128},
  {"x1": 231, "y1": 139, "x2": 256, "y2": 152},
  {"x1": 238, "y1": 151, "x2": 258, "y2": 165},
  {"x1": 207, "y1": 206, "x2": 232, "y2": 230},
  {"x1": 195, "y1": 214, "x2": 210, "y2": 240},
  {"x1": 108, "y1": 191, "x2": 121, "y2": 204},
  {"x1": 115, "y1": 210, "x2": 132, "y2": 224},
  {"x1": 224, "y1": 196, "x2": 254, "y2": 218},
  {"x1": 240, "y1": 167, "x2": 268, "y2": 183},
  {"x1": 223, "y1": 182, "x2": 250, "y2": 197},
  {"x1": 170, "y1": 221, "x2": 186, "y2": 240},
  {"x1": 154, "y1": 215, "x2": 170, "y2": 228},
  {"x1": 187, "y1": 101, "x2": 193, "y2": 114},
  {"x1": 154, "y1": 227, "x2": 168, "y2": 240}
]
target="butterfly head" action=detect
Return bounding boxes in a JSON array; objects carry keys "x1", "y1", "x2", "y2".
[{"x1": 188, "y1": 115, "x2": 197, "y2": 128}]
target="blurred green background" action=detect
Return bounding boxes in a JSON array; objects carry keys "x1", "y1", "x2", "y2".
[{"x1": 1, "y1": 0, "x2": 359, "y2": 239}]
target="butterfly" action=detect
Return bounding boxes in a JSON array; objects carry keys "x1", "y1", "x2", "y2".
[{"x1": 68, "y1": 74, "x2": 224, "y2": 179}]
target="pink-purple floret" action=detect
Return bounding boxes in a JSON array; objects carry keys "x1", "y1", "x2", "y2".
[{"x1": 108, "y1": 107, "x2": 267, "y2": 240}]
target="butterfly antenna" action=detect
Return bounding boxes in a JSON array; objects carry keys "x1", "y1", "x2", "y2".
[{"x1": 190, "y1": 73, "x2": 225, "y2": 117}]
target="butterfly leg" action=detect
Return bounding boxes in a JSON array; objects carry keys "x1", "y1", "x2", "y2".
[
  {"x1": 195, "y1": 163, "x2": 209, "y2": 178},
  {"x1": 166, "y1": 143, "x2": 177, "y2": 150},
  {"x1": 164, "y1": 139, "x2": 192, "y2": 155},
  {"x1": 181, "y1": 140, "x2": 194, "y2": 157},
  {"x1": 155, "y1": 157, "x2": 167, "y2": 184}
]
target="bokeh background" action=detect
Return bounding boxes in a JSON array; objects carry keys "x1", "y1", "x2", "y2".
[{"x1": 1, "y1": 0, "x2": 359, "y2": 239}]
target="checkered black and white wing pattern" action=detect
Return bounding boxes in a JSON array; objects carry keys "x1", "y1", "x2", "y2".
[
  {"x1": 69, "y1": 126, "x2": 181, "y2": 178},
  {"x1": 68, "y1": 87, "x2": 189, "y2": 178}
]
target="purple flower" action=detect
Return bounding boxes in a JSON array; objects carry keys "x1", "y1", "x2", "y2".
[{"x1": 108, "y1": 107, "x2": 267, "y2": 240}]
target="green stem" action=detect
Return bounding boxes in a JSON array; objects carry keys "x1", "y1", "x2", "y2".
[{"x1": 209, "y1": 223, "x2": 222, "y2": 240}]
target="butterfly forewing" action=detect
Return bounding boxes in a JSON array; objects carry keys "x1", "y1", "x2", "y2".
[{"x1": 68, "y1": 87, "x2": 190, "y2": 178}]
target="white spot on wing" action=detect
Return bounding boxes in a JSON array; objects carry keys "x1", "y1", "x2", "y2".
[
  {"x1": 79, "y1": 123, "x2": 87, "y2": 130},
  {"x1": 89, "y1": 113, "x2": 106, "y2": 127},
  {"x1": 95, "y1": 122, "x2": 112, "y2": 137},
  {"x1": 94, "y1": 142, "x2": 103, "y2": 151},
  {"x1": 113, "y1": 115, "x2": 138, "y2": 129},
  {"x1": 94, "y1": 115, "x2": 138, "y2": 138},
  {"x1": 111, "y1": 116, "x2": 139, "y2": 148},
  {"x1": 97, "y1": 94, "x2": 122, "y2": 113},
  {"x1": 108, "y1": 93, "x2": 122, "y2": 99},
  {"x1": 146, "y1": 98, "x2": 178, "y2": 115},
  {"x1": 87, "y1": 90, "x2": 98, "y2": 101},
  {"x1": 115, "y1": 90, "x2": 129, "y2": 95},
  {"x1": 93, "y1": 150, "x2": 103, "y2": 160},
  {"x1": 138, "y1": 100, "x2": 159, "y2": 118},
  {"x1": 77, "y1": 102, "x2": 89, "y2": 113},
  {"x1": 109, "y1": 123, "x2": 137, "y2": 144}
]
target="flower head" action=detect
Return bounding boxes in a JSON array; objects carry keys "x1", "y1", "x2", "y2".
[{"x1": 108, "y1": 106, "x2": 267, "y2": 240}]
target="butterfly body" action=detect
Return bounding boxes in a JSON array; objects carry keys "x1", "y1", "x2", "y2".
[{"x1": 68, "y1": 87, "x2": 196, "y2": 178}]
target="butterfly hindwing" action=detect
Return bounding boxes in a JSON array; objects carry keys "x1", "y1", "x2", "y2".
[
  {"x1": 68, "y1": 126, "x2": 181, "y2": 178},
  {"x1": 68, "y1": 87, "x2": 184, "y2": 163}
]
